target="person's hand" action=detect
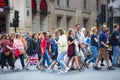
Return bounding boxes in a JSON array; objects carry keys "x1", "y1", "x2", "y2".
[
  {"x1": 74, "y1": 39, "x2": 77, "y2": 43},
  {"x1": 41, "y1": 50, "x2": 44, "y2": 54},
  {"x1": 81, "y1": 44, "x2": 85, "y2": 49},
  {"x1": 106, "y1": 41, "x2": 109, "y2": 44},
  {"x1": 105, "y1": 45, "x2": 109, "y2": 48},
  {"x1": 48, "y1": 48, "x2": 51, "y2": 54},
  {"x1": 10, "y1": 48, "x2": 15, "y2": 51},
  {"x1": 41, "y1": 54, "x2": 44, "y2": 58},
  {"x1": 56, "y1": 42, "x2": 60, "y2": 44}
]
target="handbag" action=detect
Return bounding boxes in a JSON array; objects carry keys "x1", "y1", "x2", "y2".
[{"x1": 14, "y1": 49, "x2": 20, "y2": 58}]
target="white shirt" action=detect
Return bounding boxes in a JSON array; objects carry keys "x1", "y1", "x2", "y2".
[{"x1": 57, "y1": 34, "x2": 68, "y2": 54}]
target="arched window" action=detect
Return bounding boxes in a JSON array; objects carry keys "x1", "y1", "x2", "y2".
[
  {"x1": 0, "y1": 0, "x2": 9, "y2": 12},
  {"x1": 0, "y1": 0, "x2": 6, "y2": 7},
  {"x1": 5, "y1": 0, "x2": 8, "y2": 6},
  {"x1": 31, "y1": 0, "x2": 37, "y2": 14},
  {"x1": 40, "y1": 0, "x2": 47, "y2": 14}
]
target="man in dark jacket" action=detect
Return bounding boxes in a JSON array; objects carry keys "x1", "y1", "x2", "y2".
[{"x1": 111, "y1": 23, "x2": 120, "y2": 67}]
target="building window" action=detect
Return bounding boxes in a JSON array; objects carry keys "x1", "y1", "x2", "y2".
[
  {"x1": 57, "y1": 16, "x2": 62, "y2": 28},
  {"x1": 0, "y1": 0, "x2": 9, "y2": 12},
  {"x1": 84, "y1": 0, "x2": 87, "y2": 10},
  {"x1": 111, "y1": 0, "x2": 115, "y2": 2},
  {"x1": 66, "y1": 17, "x2": 72, "y2": 30},
  {"x1": 0, "y1": 0, "x2": 6, "y2": 7},
  {"x1": 83, "y1": 18, "x2": 88, "y2": 28},
  {"x1": 5, "y1": 0, "x2": 9, "y2": 6},
  {"x1": 57, "y1": 0, "x2": 60, "y2": 6},
  {"x1": 96, "y1": 0, "x2": 99, "y2": 11},
  {"x1": 27, "y1": 10, "x2": 29, "y2": 17},
  {"x1": 40, "y1": 14, "x2": 48, "y2": 32},
  {"x1": 108, "y1": 0, "x2": 110, "y2": 3},
  {"x1": 0, "y1": 15, "x2": 6, "y2": 33},
  {"x1": 26, "y1": 0, "x2": 30, "y2": 7},
  {"x1": 31, "y1": 0, "x2": 37, "y2": 14},
  {"x1": 40, "y1": 0, "x2": 48, "y2": 14},
  {"x1": 67, "y1": 0, "x2": 70, "y2": 7}
]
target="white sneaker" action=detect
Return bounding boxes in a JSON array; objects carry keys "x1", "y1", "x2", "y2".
[
  {"x1": 58, "y1": 70, "x2": 64, "y2": 74},
  {"x1": 65, "y1": 67, "x2": 70, "y2": 72},
  {"x1": 11, "y1": 67, "x2": 19, "y2": 71},
  {"x1": 40, "y1": 66, "x2": 44, "y2": 71},
  {"x1": 0, "y1": 69, "x2": 4, "y2": 72},
  {"x1": 53, "y1": 67, "x2": 58, "y2": 71},
  {"x1": 46, "y1": 69, "x2": 53, "y2": 73}
]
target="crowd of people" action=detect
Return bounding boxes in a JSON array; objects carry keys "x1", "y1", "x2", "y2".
[{"x1": 0, "y1": 23, "x2": 120, "y2": 74}]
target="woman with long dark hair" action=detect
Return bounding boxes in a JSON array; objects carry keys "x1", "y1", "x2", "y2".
[
  {"x1": 1, "y1": 34, "x2": 17, "y2": 71},
  {"x1": 40, "y1": 32, "x2": 51, "y2": 70}
]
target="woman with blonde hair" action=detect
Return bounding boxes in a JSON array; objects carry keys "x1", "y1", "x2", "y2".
[{"x1": 85, "y1": 27, "x2": 99, "y2": 67}]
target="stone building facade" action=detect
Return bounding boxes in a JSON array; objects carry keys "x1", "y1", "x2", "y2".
[
  {"x1": 0, "y1": 0, "x2": 108, "y2": 33},
  {"x1": 108, "y1": 0, "x2": 120, "y2": 30}
]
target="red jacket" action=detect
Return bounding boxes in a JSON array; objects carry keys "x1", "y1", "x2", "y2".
[{"x1": 40, "y1": 38, "x2": 47, "y2": 55}]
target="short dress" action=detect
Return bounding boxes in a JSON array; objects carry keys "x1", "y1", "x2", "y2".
[{"x1": 67, "y1": 36, "x2": 76, "y2": 58}]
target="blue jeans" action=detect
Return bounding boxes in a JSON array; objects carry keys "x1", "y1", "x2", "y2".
[
  {"x1": 42, "y1": 50, "x2": 50, "y2": 67},
  {"x1": 57, "y1": 52, "x2": 66, "y2": 70},
  {"x1": 84, "y1": 57, "x2": 89, "y2": 63},
  {"x1": 112, "y1": 46, "x2": 120, "y2": 65},
  {"x1": 88, "y1": 46, "x2": 98, "y2": 63}
]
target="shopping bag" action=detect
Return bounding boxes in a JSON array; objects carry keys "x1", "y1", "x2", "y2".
[{"x1": 29, "y1": 54, "x2": 38, "y2": 66}]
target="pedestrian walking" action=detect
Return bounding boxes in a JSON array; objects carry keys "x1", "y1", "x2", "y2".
[
  {"x1": 94, "y1": 25, "x2": 115, "y2": 70},
  {"x1": 84, "y1": 27, "x2": 98, "y2": 68},
  {"x1": 57, "y1": 29, "x2": 70, "y2": 74},
  {"x1": 111, "y1": 23, "x2": 120, "y2": 67}
]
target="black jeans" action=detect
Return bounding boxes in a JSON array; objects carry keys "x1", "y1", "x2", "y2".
[
  {"x1": 0, "y1": 53, "x2": 2, "y2": 65},
  {"x1": 1, "y1": 52, "x2": 15, "y2": 69},
  {"x1": 17, "y1": 54, "x2": 25, "y2": 68}
]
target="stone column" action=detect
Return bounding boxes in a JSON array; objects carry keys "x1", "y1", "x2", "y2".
[{"x1": 49, "y1": 0, "x2": 56, "y2": 33}]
